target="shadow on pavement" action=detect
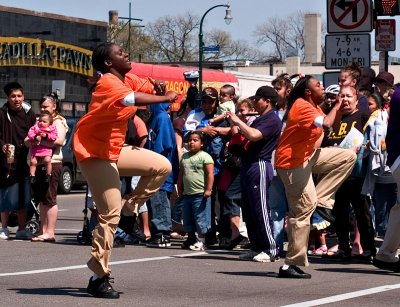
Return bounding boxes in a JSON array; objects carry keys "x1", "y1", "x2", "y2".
[
  {"x1": 217, "y1": 271, "x2": 279, "y2": 278},
  {"x1": 9, "y1": 287, "x2": 89, "y2": 297}
]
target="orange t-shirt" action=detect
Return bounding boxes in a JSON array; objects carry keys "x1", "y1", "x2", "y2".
[
  {"x1": 274, "y1": 98, "x2": 325, "y2": 169},
  {"x1": 73, "y1": 73, "x2": 154, "y2": 162}
]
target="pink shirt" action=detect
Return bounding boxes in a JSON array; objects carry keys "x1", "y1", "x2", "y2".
[{"x1": 28, "y1": 122, "x2": 58, "y2": 157}]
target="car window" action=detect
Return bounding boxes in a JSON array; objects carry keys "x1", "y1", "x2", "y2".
[{"x1": 64, "y1": 121, "x2": 74, "y2": 146}]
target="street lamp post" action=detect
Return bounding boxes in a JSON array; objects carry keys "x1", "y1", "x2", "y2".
[{"x1": 198, "y1": 4, "x2": 232, "y2": 92}]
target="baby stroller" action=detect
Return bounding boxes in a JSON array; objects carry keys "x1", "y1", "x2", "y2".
[
  {"x1": 77, "y1": 186, "x2": 97, "y2": 245},
  {"x1": 6, "y1": 187, "x2": 41, "y2": 236},
  {"x1": 25, "y1": 197, "x2": 40, "y2": 235}
]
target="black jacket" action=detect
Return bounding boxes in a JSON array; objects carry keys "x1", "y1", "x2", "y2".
[{"x1": 0, "y1": 102, "x2": 36, "y2": 187}]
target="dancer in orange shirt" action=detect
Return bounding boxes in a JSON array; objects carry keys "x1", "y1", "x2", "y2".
[{"x1": 74, "y1": 42, "x2": 178, "y2": 299}]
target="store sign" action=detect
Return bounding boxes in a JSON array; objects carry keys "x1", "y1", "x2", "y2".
[{"x1": 0, "y1": 37, "x2": 93, "y2": 77}]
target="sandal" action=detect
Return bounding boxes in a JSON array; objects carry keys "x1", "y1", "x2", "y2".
[{"x1": 31, "y1": 235, "x2": 56, "y2": 243}]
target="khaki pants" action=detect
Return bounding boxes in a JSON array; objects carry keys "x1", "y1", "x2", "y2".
[
  {"x1": 78, "y1": 145, "x2": 172, "y2": 277},
  {"x1": 277, "y1": 147, "x2": 356, "y2": 267},
  {"x1": 376, "y1": 160, "x2": 400, "y2": 263}
]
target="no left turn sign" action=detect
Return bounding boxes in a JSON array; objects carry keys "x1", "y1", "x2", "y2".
[{"x1": 327, "y1": 0, "x2": 372, "y2": 33}]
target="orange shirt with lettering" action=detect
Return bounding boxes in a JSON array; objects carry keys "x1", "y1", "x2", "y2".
[
  {"x1": 73, "y1": 73, "x2": 154, "y2": 162},
  {"x1": 274, "y1": 98, "x2": 325, "y2": 169}
]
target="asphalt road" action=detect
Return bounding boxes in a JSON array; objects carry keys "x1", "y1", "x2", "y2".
[{"x1": 0, "y1": 192, "x2": 399, "y2": 307}]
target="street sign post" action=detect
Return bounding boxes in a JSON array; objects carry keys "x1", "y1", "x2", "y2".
[
  {"x1": 325, "y1": 33, "x2": 371, "y2": 69},
  {"x1": 375, "y1": 19, "x2": 396, "y2": 51},
  {"x1": 327, "y1": 0, "x2": 373, "y2": 33}
]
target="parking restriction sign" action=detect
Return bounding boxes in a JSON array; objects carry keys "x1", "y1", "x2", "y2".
[
  {"x1": 327, "y1": 0, "x2": 373, "y2": 33},
  {"x1": 325, "y1": 33, "x2": 371, "y2": 69},
  {"x1": 375, "y1": 19, "x2": 396, "y2": 51}
]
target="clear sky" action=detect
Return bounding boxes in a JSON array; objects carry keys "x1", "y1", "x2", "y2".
[
  {"x1": 0, "y1": 0, "x2": 327, "y2": 44},
  {"x1": 1, "y1": 0, "x2": 400, "y2": 58}
]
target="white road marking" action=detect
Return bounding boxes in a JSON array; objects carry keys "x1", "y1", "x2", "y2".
[
  {"x1": 2, "y1": 249, "x2": 398, "y2": 306},
  {"x1": 0, "y1": 252, "x2": 206, "y2": 277},
  {"x1": 280, "y1": 284, "x2": 400, "y2": 307}
]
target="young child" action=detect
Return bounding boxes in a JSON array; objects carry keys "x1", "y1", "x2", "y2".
[
  {"x1": 178, "y1": 131, "x2": 214, "y2": 251},
  {"x1": 27, "y1": 111, "x2": 57, "y2": 183},
  {"x1": 209, "y1": 84, "x2": 236, "y2": 125}
]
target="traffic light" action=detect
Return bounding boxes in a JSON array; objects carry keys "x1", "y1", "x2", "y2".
[{"x1": 375, "y1": 0, "x2": 400, "y2": 16}]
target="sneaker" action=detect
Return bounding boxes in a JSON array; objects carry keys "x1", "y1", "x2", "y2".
[
  {"x1": 278, "y1": 265, "x2": 312, "y2": 279},
  {"x1": 313, "y1": 246, "x2": 328, "y2": 256},
  {"x1": 113, "y1": 237, "x2": 126, "y2": 248},
  {"x1": 87, "y1": 276, "x2": 120, "y2": 299},
  {"x1": 239, "y1": 250, "x2": 259, "y2": 261},
  {"x1": 252, "y1": 251, "x2": 279, "y2": 263},
  {"x1": 307, "y1": 247, "x2": 315, "y2": 255},
  {"x1": 226, "y1": 234, "x2": 249, "y2": 250},
  {"x1": 323, "y1": 249, "x2": 351, "y2": 260},
  {"x1": 219, "y1": 237, "x2": 231, "y2": 249},
  {"x1": 181, "y1": 237, "x2": 197, "y2": 249},
  {"x1": 122, "y1": 234, "x2": 139, "y2": 245},
  {"x1": 146, "y1": 235, "x2": 171, "y2": 248},
  {"x1": 0, "y1": 228, "x2": 9, "y2": 240},
  {"x1": 189, "y1": 241, "x2": 205, "y2": 251},
  {"x1": 15, "y1": 229, "x2": 33, "y2": 240}
]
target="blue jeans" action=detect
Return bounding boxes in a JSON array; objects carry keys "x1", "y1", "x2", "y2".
[
  {"x1": 373, "y1": 183, "x2": 397, "y2": 236},
  {"x1": 171, "y1": 197, "x2": 184, "y2": 225},
  {"x1": 269, "y1": 176, "x2": 288, "y2": 256},
  {"x1": 182, "y1": 193, "x2": 211, "y2": 234},
  {"x1": 0, "y1": 177, "x2": 31, "y2": 212},
  {"x1": 148, "y1": 190, "x2": 172, "y2": 235}
]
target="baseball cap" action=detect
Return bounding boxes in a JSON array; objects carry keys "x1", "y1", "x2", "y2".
[
  {"x1": 201, "y1": 87, "x2": 218, "y2": 100},
  {"x1": 376, "y1": 71, "x2": 394, "y2": 86},
  {"x1": 250, "y1": 85, "x2": 277, "y2": 101}
]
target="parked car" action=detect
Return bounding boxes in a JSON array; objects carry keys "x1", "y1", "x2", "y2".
[{"x1": 58, "y1": 118, "x2": 86, "y2": 194}]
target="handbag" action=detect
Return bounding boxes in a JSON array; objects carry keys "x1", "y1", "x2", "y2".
[{"x1": 222, "y1": 133, "x2": 250, "y2": 169}]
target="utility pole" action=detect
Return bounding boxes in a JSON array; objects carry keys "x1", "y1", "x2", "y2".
[{"x1": 118, "y1": 2, "x2": 144, "y2": 60}]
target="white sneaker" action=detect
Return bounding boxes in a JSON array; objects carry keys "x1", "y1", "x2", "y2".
[
  {"x1": 0, "y1": 228, "x2": 9, "y2": 240},
  {"x1": 239, "y1": 250, "x2": 259, "y2": 260},
  {"x1": 252, "y1": 251, "x2": 279, "y2": 263},
  {"x1": 189, "y1": 241, "x2": 204, "y2": 251},
  {"x1": 15, "y1": 229, "x2": 33, "y2": 240}
]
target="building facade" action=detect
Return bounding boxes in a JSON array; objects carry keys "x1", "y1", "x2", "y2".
[{"x1": 0, "y1": 5, "x2": 107, "y2": 116}]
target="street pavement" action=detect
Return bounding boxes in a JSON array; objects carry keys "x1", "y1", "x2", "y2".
[{"x1": 0, "y1": 192, "x2": 399, "y2": 306}]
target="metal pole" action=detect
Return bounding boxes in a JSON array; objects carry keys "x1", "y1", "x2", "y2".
[
  {"x1": 198, "y1": 4, "x2": 228, "y2": 92},
  {"x1": 128, "y1": 2, "x2": 131, "y2": 60}
]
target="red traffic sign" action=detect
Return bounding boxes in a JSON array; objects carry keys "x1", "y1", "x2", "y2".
[
  {"x1": 375, "y1": 19, "x2": 396, "y2": 51},
  {"x1": 327, "y1": 0, "x2": 373, "y2": 33}
]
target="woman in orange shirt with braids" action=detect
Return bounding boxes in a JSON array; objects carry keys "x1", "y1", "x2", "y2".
[{"x1": 73, "y1": 42, "x2": 178, "y2": 299}]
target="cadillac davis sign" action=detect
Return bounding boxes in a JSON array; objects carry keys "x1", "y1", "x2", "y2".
[{"x1": 0, "y1": 37, "x2": 93, "y2": 77}]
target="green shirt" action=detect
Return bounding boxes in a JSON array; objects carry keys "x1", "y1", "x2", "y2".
[{"x1": 181, "y1": 150, "x2": 214, "y2": 195}]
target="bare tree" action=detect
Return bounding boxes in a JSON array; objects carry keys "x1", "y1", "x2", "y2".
[
  {"x1": 146, "y1": 12, "x2": 200, "y2": 62},
  {"x1": 203, "y1": 29, "x2": 264, "y2": 63},
  {"x1": 254, "y1": 11, "x2": 322, "y2": 62},
  {"x1": 108, "y1": 21, "x2": 158, "y2": 62}
]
